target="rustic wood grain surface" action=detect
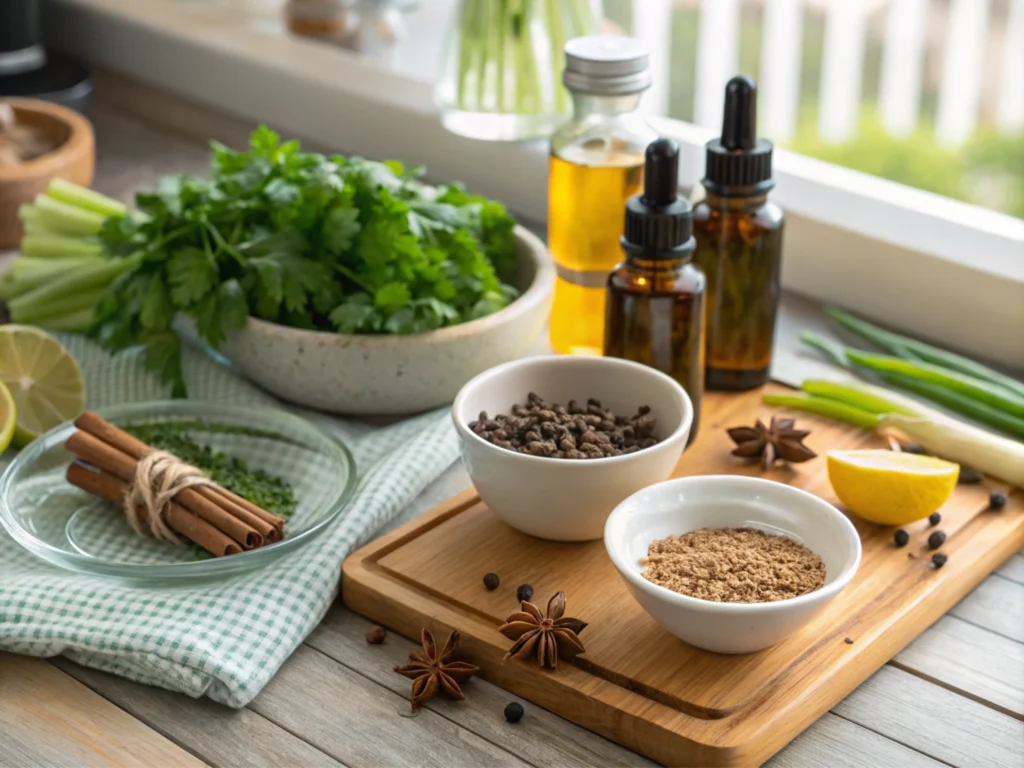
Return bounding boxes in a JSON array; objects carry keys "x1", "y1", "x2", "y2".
[{"x1": 1, "y1": 88, "x2": 1022, "y2": 768}]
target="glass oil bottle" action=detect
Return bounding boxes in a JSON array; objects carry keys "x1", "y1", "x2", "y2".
[
  {"x1": 693, "y1": 75, "x2": 784, "y2": 390},
  {"x1": 548, "y1": 35, "x2": 658, "y2": 356},
  {"x1": 604, "y1": 139, "x2": 705, "y2": 443}
]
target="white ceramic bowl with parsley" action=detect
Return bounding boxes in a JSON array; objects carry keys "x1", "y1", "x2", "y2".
[{"x1": 218, "y1": 225, "x2": 554, "y2": 415}]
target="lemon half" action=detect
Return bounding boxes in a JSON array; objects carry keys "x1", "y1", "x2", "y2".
[
  {"x1": 827, "y1": 449, "x2": 959, "y2": 526},
  {"x1": 0, "y1": 325, "x2": 85, "y2": 447}
]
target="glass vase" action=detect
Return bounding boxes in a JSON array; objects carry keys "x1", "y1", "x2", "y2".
[{"x1": 436, "y1": 0, "x2": 602, "y2": 142}]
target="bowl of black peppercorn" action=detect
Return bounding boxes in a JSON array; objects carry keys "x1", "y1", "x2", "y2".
[{"x1": 452, "y1": 355, "x2": 694, "y2": 541}]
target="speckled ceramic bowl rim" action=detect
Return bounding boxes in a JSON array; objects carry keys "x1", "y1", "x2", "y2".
[
  {"x1": 236, "y1": 225, "x2": 554, "y2": 346},
  {"x1": 452, "y1": 355, "x2": 694, "y2": 467}
]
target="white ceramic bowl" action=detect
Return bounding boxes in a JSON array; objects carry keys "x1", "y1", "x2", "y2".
[
  {"x1": 604, "y1": 475, "x2": 861, "y2": 653},
  {"x1": 452, "y1": 356, "x2": 693, "y2": 541},
  {"x1": 217, "y1": 226, "x2": 554, "y2": 415}
]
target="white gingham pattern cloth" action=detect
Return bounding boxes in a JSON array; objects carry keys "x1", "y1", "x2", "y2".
[{"x1": 0, "y1": 334, "x2": 459, "y2": 706}]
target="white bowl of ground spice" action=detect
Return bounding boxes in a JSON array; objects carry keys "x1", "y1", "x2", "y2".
[{"x1": 604, "y1": 475, "x2": 861, "y2": 653}]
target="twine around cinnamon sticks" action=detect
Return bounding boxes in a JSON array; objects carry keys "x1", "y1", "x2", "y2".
[{"x1": 65, "y1": 412, "x2": 286, "y2": 558}]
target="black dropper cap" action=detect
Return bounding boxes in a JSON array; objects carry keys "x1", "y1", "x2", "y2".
[
  {"x1": 703, "y1": 75, "x2": 774, "y2": 196},
  {"x1": 622, "y1": 138, "x2": 695, "y2": 260}
]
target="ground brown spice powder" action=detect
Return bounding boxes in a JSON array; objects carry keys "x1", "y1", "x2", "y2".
[{"x1": 642, "y1": 527, "x2": 826, "y2": 603}]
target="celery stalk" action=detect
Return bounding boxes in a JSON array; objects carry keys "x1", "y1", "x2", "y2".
[
  {"x1": 0, "y1": 256, "x2": 102, "y2": 300},
  {"x1": 7, "y1": 254, "x2": 141, "y2": 315},
  {"x1": 21, "y1": 234, "x2": 104, "y2": 259},
  {"x1": 30, "y1": 194, "x2": 106, "y2": 236},
  {"x1": 827, "y1": 307, "x2": 1024, "y2": 399},
  {"x1": 11, "y1": 287, "x2": 104, "y2": 325},
  {"x1": 46, "y1": 178, "x2": 127, "y2": 218},
  {"x1": 37, "y1": 307, "x2": 95, "y2": 332}
]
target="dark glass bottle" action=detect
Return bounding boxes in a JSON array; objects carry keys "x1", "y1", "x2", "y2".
[
  {"x1": 693, "y1": 75, "x2": 784, "y2": 391},
  {"x1": 604, "y1": 139, "x2": 705, "y2": 443}
]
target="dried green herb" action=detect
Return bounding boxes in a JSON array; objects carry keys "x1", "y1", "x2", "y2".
[{"x1": 125, "y1": 421, "x2": 296, "y2": 518}]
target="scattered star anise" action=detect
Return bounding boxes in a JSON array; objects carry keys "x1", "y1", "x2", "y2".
[
  {"x1": 393, "y1": 629, "x2": 479, "y2": 709},
  {"x1": 499, "y1": 591, "x2": 587, "y2": 670},
  {"x1": 727, "y1": 416, "x2": 816, "y2": 471}
]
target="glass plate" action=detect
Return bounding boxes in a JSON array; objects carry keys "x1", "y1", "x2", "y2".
[{"x1": 0, "y1": 401, "x2": 357, "y2": 583}]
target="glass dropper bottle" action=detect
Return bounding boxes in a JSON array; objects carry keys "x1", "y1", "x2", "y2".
[
  {"x1": 692, "y1": 75, "x2": 784, "y2": 391},
  {"x1": 604, "y1": 138, "x2": 705, "y2": 443}
]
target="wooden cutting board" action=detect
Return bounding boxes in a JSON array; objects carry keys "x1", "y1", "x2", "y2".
[{"x1": 342, "y1": 385, "x2": 1023, "y2": 767}]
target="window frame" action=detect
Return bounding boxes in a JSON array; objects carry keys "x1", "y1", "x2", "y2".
[{"x1": 49, "y1": 0, "x2": 1024, "y2": 368}]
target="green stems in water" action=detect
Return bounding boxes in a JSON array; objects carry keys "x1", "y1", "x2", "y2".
[{"x1": 452, "y1": 0, "x2": 594, "y2": 116}]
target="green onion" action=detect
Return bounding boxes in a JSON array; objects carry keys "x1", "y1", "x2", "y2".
[
  {"x1": 826, "y1": 307, "x2": 1024, "y2": 399},
  {"x1": 879, "y1": 372, "x2": 1024, "y2": 440},
  {"x1": 845, "y1": 349, "x2": 1024, "y2": 420},
  {"x1": 802, "y1": 379, "x2": 918, "y2": 416},
  {"x1": 798, "y1": 331, "x2": 849, "y2": 366},
  {"x1": 765, "y1": 379, "x2": 1024, "y2": 487},
  {"x1": 46, "y1": 178, "x2": 127, "y2": 219},
  {"x1": 761, "y1": 394, "x2": 882, "y2": 430}
]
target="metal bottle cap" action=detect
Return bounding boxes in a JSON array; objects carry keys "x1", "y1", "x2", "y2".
[{"x1": 563, "y1": 35, "x2": 651, "y2": 96}]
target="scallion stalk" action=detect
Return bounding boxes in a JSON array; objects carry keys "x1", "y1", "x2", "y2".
[
  {"x1": 761, "y1": 394, "x2": 882, "y2": 430},
  {"x1": 827, "y1": 307, "x2": 1024, "y2": 399},
  {"x1": 802, "y1": 379, "x2": 918, "y2": 416},
  {"x1": 845, "y1": 349, "x2": 1024, "y2": 420},
  {"x1": 879, "y1": 371, "x2": 1024, "y2": 440}
]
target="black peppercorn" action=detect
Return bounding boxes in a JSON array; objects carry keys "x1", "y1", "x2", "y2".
[
  {"x1": 483, "y1": 573, "x2": 500, "y2": 591},
  {"x1": 894, "y1": 529, "x2": 909, "y2": 548},
  {"x1": 958, "y1": 466, "x2": 983, "y2": 484},
  {"x1": 990, "y1": 491, "x2": 1008, "y2": 510},
  {"x1": 844, "y1": 637, "x2": 854, "y2": 645},
  {"x1": 928, "y1": 512, "x2": 941, "y2": 526},
  {"x1": 931, "y1": 552, "x2": 948, "y2": 568},
  {"x1": 504, "y1": 702, "x2": 525, "y2": 723},
  {"x1": 365, "y1": 626, "x2": 387, "y2": 645},
  {"x1": 927, "y1": 530, "x2": 946, "y2": 550},
  {"x1": 516, "y1": 584, "x2": 534, "y2": 602}
]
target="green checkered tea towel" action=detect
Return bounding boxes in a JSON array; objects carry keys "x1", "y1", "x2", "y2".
[{"x1": 0, "y1": 334, "x2": 459, "y2": 707}]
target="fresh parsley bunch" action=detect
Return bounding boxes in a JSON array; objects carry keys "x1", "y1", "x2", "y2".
[{"x1": 94, "y1": 127, "x2": 519, "y2": 396}]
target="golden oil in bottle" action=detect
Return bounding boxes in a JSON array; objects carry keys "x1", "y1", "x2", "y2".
[{"x1": 547, "y1": 35, "x2": 657, "y2": 355}]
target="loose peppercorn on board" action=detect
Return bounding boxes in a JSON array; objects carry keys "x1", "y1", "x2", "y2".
[{"x1": 342, "y1": 385, "x2": 1023, "y2": 768}]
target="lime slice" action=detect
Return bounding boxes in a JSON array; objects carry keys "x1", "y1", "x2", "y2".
[
  {"x1": 827, "y1": 449, "x2": 959, "y2": 525},
  {"x1": 0, "y1": 325, "x2": 85, "y2": 447},
  {"x1": 0, "y1": 382, "x2": 15, "y2": 453}
]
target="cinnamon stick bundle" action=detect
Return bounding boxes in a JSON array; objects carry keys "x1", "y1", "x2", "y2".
[{"x1": 65, "y1": 412, "x2": 287, "y2": 558}]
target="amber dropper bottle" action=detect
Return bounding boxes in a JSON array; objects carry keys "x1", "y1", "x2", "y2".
[
  {"x1": 604, "y1": 138, "x2": 705, "y2": 444},
  {"x1": 693, "y1": 75, "x2": 784, "y2": 391}
]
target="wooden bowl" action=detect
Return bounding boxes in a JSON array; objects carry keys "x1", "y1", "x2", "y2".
[{"x1": 0, "y1": 98, "x2": 95, "y2": 249}]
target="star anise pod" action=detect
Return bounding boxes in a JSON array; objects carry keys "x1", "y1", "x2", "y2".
[
  {"x1": 499, "y1": 591, "x2": 587, "y2": 670},
  {"x1": 394, "y1": 629, "x2": 479, "y2": 709},
  {"x1": 727, "y1": 416, "x2": 816, "y2": 471}
]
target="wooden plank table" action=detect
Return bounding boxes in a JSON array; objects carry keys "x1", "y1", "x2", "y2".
[{"x1": 1, "y1": 96, "x2": 1023, "y2": 768}]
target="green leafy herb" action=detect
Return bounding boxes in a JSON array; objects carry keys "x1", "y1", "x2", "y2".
[
  {"x1": 126, "y1": 421, "x2": 297, "y2": 518},
  {"x1": 93, "y1": 127, "x2": 519, "y2": 394}
]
